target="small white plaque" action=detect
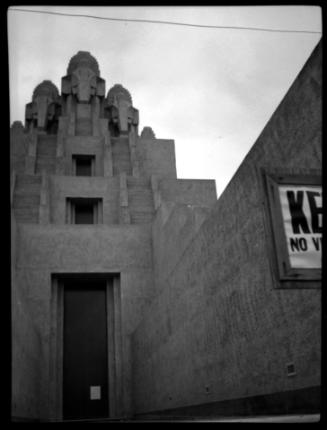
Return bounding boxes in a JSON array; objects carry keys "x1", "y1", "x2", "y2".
[{"x1": 90, "y1": 386, "x2": 101, "y2": 400}]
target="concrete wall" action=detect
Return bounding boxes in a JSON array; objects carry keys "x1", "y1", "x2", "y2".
[
  {"x1": 49, "y1": 175, "x2": 120, "y2": 224},
  {"x1": 11, "y1": 215, "x2": 41, "y2": 420},
  {"x1": 137, "y1": 138, "x2": 177, "y2": 178},
  {"x1": 131, "y1": 41, "x2": 321, "y2": 415},
  {"x1": 12, "y1": 276, "x2": 42, "y2": 420},
  {"x1": 63, "y1": 136, "x2": 105, "y2": 176},
  {"x1": 13, "y1": 223, "x2": 155, "y2": 419},
  {"x1": 48, "y1": 176, "x2": 217, "y2": 226},
  {"x1": 11, "y1": 130, "x2": 179, "y2": 181},
  {"x1": 10, "y1": 123, "x2": 28, "y2": 173},
  {"x1": 159, "y1": 178, "x2": 217, "y2": 206},
  {"x1": 12, "y1": 284, "x2": 42, "y2": 420},
  {"x1": 152, "y1": 202, "x2": 213, "y2": 295}
]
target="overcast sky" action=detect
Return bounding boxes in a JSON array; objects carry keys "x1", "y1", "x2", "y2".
[{"x1": 8, "y1": 6, "x2": 322, "y2": 196}]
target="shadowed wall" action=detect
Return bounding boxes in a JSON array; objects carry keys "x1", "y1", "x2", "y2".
[{"x1": 131, "y1": 41, "x2": 321, "y2": 416}]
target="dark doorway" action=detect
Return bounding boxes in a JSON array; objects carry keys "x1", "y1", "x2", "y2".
[
  {"x1": 73, "y1": 155, "x2": 95, "y2": 176},
  {"x1": 63, "y1": 279, "x2": 109, "y2": 420},
  {"x1": 66, "y1": 198, "x2": 102, "y2": 225},
  {"x1": 74, "y1": 200, "x2": 95, "y2": 224}
]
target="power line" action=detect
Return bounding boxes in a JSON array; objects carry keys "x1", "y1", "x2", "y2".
[{"x1": 9, "y1": 7, "x2": 322, "y2": 34}]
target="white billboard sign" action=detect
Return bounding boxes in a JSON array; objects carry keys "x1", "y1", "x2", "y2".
[{"x1": 278, "y1": 185, "x2": 322, "y2": 269}]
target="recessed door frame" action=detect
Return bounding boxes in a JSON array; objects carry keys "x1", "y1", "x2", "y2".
[{"x1": 48, "y1": 274, "x2": 123, "y2": 421}]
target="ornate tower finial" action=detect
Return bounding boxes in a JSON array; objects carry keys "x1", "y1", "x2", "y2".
[
  {"x1": 67, "y1": 51, "x2": 100, "y2": 76},
  {"x1": 25, "y1": 80, "x2": 61, "y2": 133},
  {"x1": 62, "y1": 51, "x2": 105, "y2": 107},
  {"x1": 105, "y1": 84, "x2": 138, "y2": 135},
  {"x1": 32, "y1": 80, "x2": 59, "y2": 101},
  {"x1": 141, "y1": 127, "x2": 156, "y2": 139},
  {"x1": 107, "y1": 84, "x2": 133, "y2": 106},
  {"x1": 11, "y1": 121, "x2": 24, "y2": 131}
]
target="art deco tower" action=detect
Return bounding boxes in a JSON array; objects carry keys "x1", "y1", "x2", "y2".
[{"x1": 10, "y1": 51, "x2": 217, "y2": 421}]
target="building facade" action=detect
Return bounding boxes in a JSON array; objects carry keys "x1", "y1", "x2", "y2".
[{"x1": 11, "y1": 43, "x2": 321, "y2": 421}]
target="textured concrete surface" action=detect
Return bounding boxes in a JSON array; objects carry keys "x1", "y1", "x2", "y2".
[
  {"x1": 152, "y1": 202, "x2": 213, "y2": 295},
  {"x1": 11, "y1": 215, "x2": 42, "y2": 420},
  {"x1": 12, "y1": 275, "x2": 42, "y2": 420},
  {"x1": 14, "y1": 223, "x2": 155, "y2": 419},
  {"x1": 63, "y1": 136, "x2": 105, "y2": 176},
  {"x1": 159, "y1": 178, "x2": 217, "y2": 206},
  {"x1": 12, "y1": 175, "x2": 41, "y2": 223},
  {"x1": 10, "y1": 124, "x2": 29, "y2": 173},
  {"x1": 137, "y1": 138, "x2": 177, "y2": 179},
  {"x1": 131, "y1": 41, "x2": 321, "y2": 415},
  {"x1": 49, "y1": 175, "x2": 120, "y2": 224}
]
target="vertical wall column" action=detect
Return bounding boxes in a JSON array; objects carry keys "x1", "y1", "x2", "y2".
[
  {"x1": 66, "y1": 95, "x2": 75, "y2": 136},
  {"x1": 56, "y1": 117, "x2": 67, "y2": 175},
  {"x1": 113, "y1": 278, "x2": 124, "y2": 417},
  {"x1": 100, "y1": 119, "x2": 113, "y2": 177},
  {"x1": 119, "y1": 172, "x2": 130, "y2": 224},
  {"x1": 121, "y1": 334, "x2": 133, "y2": 418},
  {"x1": 128, "y1": 128, "x2": 140, "y2": 177},
  {"x1": 92, "y1": 97, "x2": 101, "y2": 137},
  {"x1": 25, "y1": 132, "x2": 38, "y2": 174},
  {"x1": 107, "y1": 277, "x2": 124, "y2": 418},
  {"x1": 39, "y1": 170, "x2": 50, "y2": 224},
  {"x1": 151, "y1": 175, "x2": 161, "y2": 210},
  {"x1": 48, "y1": 278, "x2": 64, "y2": 421}
]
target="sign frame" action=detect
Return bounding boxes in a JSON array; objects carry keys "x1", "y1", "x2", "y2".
[{"x1": 264, "y1": 171, "x2": 321, "y2": 284}]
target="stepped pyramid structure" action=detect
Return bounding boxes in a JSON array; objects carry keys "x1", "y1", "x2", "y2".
[
  {"x1": 11, "y1": 51, "x2": 217, "y2": 421},
  {"x1": 11, "y1": 44, "x2": 321, "y2": 423}
]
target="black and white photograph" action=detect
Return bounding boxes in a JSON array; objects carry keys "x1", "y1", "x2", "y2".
[{"x1": 8, "y1": 5, "x2": 322, "y2": 423}]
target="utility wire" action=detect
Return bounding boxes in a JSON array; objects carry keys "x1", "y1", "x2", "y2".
[{"x1": 10, "y1": 7, "x2": 322, "y2": 34}]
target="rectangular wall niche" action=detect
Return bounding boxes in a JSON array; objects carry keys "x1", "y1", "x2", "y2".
[
  {"x1": 66, "y1": 197, "x2": 103, "y2": 224},
  {"x1": 72, "y1": 154, "x2": 95, "y2": 176},
  {"x1": 264, "y1": 170, "x2": 321, "y2": 286}
]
